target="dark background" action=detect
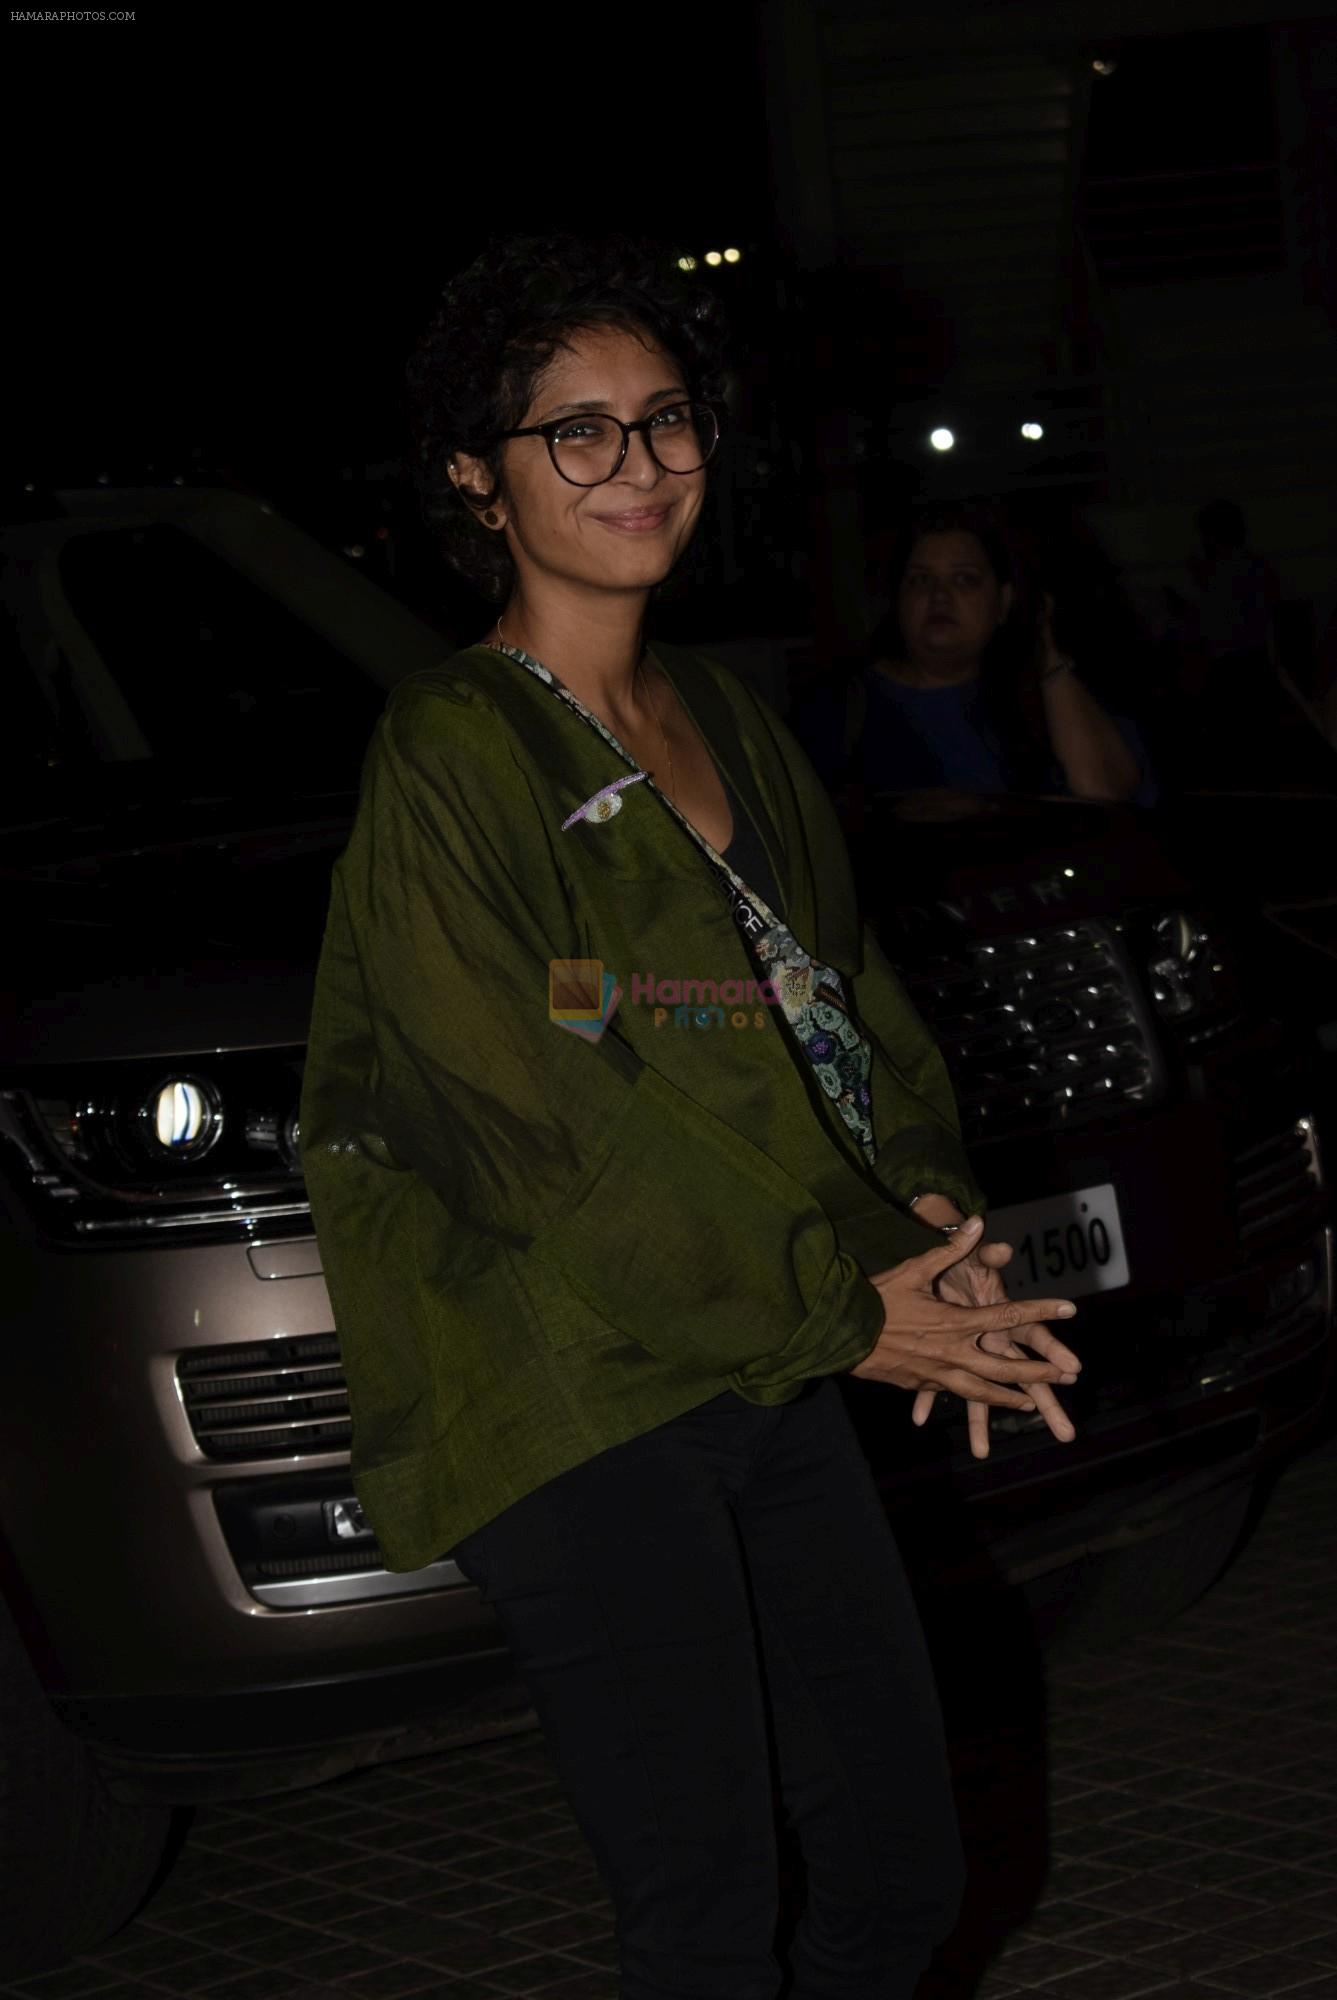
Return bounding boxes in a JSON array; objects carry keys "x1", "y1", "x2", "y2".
[
  {"x1": 6, "y1": 7, "x2": 773, "y2": 483},
  {"x1": 7, "y1": 1, "x2": 1337, "y2": 732}
]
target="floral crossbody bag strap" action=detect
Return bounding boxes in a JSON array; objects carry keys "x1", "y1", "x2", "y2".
[{"x1": 491, "y1": 638, "x2": 877, "y2": 1168}]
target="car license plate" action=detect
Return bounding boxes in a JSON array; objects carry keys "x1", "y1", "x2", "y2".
[{"x1": 985, "y1": 1182, "x2": 1130, "y2": 1301}]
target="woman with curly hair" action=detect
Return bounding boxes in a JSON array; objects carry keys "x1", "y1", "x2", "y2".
[{"x1": 300, "y1": 233, "x2": 1081, "y2": 1999}]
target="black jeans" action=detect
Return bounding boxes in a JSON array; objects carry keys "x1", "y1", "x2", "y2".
[{"x1": 450, "y1": 1376, "x2": 964, "y2": 1999}]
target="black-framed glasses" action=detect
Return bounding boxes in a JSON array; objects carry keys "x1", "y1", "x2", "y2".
[{"x1": 479, "y1": 399, "x2": 724, "y2": 488}]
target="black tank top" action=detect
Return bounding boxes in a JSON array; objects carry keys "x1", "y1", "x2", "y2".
[{"x1": 717, "y1": 764, "x2": 785, "y2": 922}]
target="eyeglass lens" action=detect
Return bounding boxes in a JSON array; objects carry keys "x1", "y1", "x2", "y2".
[{"x1": 549, "y1": 403, "x2": 719, "y2": 486}]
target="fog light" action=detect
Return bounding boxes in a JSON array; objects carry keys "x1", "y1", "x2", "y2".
[
  {"x1": 326, "y1": 1497, "x2": 375, "y2": 1543},
  {"x1": 1266, "y1": 1259, "x2": 1318, "y2": 1317}
]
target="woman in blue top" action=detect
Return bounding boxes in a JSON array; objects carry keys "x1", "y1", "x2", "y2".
[{"x1": 816, "y1": 507, "x2": 1155, "y2": 808}]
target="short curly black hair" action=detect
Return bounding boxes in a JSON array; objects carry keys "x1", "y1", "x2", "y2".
[{"x1": 405, "y1": 232, "x2": 732, "y2": 603}]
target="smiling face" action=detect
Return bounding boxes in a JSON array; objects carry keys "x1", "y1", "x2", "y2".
[
  {"x1": 897, "y1": 530, "x2": 1014, "y2": 677},
  {"x1": 452, "y1": 322, "x2": 708, "y2": 609}
]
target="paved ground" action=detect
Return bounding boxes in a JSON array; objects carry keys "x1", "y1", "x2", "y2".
[{"x1": 5, "y1": 1430, "x2": 1336, "y2": 2000}]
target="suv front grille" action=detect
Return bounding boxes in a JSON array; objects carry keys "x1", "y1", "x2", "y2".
[
  {"x1": 909, "y1": 921, "x2": 1159, "y2": 1142},
  {"x1": 178, "y1": 1333, "x2": 351, "y2": 1458},
  {"x1": 1232, "y1": 1119, "x2": 1324, "y2": 1246}
]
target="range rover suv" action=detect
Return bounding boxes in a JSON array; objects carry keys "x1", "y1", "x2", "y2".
[
  {"x1": 842, "y1": 790, "x2": 1333, "y2": 1614},
  {"x1": 1, "y1": 486, "x2": 1332, "y2": 1975}
]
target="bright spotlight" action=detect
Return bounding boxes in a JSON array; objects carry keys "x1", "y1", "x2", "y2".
[
  {"x1": 1020, "y1": 421, "x2": 1045, "y2": 441},
  {"x1": 704, "y1": 250, "x2": 723, "y2": 267},
  {"x1": 723, "y1": 247, "x2": 742, "y2": 264},
  {"x1": 676, "y1": 254, "x2": 698, "y2": 272},
  {"x1": 929, "y1": 428, "x2": 955, "y2": 452}
]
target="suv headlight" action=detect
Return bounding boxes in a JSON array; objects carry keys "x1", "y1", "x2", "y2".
[
  {"x1": 139, "y1": 1075, "x2": 226, "y2": 1162},
  {"x1": 0, "y1": 1048, "x2": 309, "y2": 1247}
]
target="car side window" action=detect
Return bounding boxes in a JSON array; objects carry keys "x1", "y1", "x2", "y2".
[{"x1": 55, "y1": 524, "x2": 388, "y2": 783}]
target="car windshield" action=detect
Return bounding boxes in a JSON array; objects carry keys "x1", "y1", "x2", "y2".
[{"x1": 5, "y1": 523, "x2": 390, "y2": 801}]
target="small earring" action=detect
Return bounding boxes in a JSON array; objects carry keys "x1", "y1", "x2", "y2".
[{"x1": 482, "y1": 510, "x2": 500, "y2": 528}]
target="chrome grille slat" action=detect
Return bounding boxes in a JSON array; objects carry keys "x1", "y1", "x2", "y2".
[
  {"x1": 177, "y1": 1333, "x2": 351, "y2": 1460},
  {"x1": 1237, "y1": 1164, "x2": 1314, "y2": 1206},
  {"x1": 257, "y1": 1551, "x2": 385, "y2": 1579},
  {"x1": 177, "y1": 1335, "x2": 341, "y2": 1377},
  {"x1": 909, "y1": 920, "x2": 1157, "y2": 1139},
  {"x1": 1239, "y1": 1197, "x2": 1315, "y2": 1241},
  {"x1": 189, "y1": 1397, "x2": 350, "y2": 1432},
  {"x1": 199, "y1": 1423, "x2": 352, "y2": 1457},
  {"x1": 1230, "y1": 1119, "x2": 1323, "y2": 1245},
  {"x1": 183, "y1": 1363, "x2": 345, "y2": 1400}
]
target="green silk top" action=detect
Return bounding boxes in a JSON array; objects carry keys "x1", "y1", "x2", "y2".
[{"x1": 299, "y1": 640, "x2": 987, "y2": 1572}]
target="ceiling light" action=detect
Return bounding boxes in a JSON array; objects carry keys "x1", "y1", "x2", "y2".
[{"x1": 929, "y1": 428, "x2": 955, "y2": 452}]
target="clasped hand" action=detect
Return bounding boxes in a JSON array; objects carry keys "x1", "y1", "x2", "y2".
[{"x1": 849, "y1": 1215, "x2": 1081, "y2": 1460}]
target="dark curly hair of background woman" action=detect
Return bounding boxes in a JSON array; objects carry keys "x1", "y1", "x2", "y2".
[{"x1": 405, "y1": 232, "x2": 732, "y2": 603}]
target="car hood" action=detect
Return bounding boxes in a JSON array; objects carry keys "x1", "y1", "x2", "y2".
[
  {"x1": 853, "y1": 792, "x2": 1193, "y2": 954},
  {"x1": 0, "y1": 787, "x2": 1254, "y2": 1070},
  {"x1": 2, "y1": 798, "x2": 355, "y2": 1065}
]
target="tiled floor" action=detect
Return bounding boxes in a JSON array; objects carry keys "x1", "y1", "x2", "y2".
[{"x1": 6, "y1": 1431, "x2": 1335, "y2": 2000}]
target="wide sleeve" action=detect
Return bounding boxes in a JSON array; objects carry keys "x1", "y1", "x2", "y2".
[{"x1": 300, "y1": 676, "x2": 888, "y2": 1397}]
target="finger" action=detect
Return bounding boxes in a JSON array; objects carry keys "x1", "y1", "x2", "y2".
[
  {"x1": 907, "y1": 1308, "x2": 1072, "y2": 1379},
  {"x1": 1028, "y1": 1381, "x2": 1077, "y2": 1444},
  {"x1": 904, "y1": 1216, "x2": 985, "y2": 1280},
  {"x1": 967, "y1": 1399, "x2": 991, "y2": 1460},
  {"x1": 911, "y1": 1387, "x2": 936, "y2": 1427},
  {"x1": 938, "y1": 1368, "x2": 1040, "y2": 1411},
  {"x1": 975, "y1": 1240, "x2": 1014, "y2": 1269},
  {"x1": 943, "y1": 1297, "x2": 1078, "y2": 1333},
  {"x1": 974, "y1": 1351, "x2": 1078, "y2": 1440},
  {"x1": 950, "y1": 1343, "x2": 1073, "y2": 1386},
  {"x1": 1021, "y1": 1328, "x2": 1082, "y2": 1374},
  {"x1": 976, "y1": 1322, "x2": 1082, "y2": 1375}
]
